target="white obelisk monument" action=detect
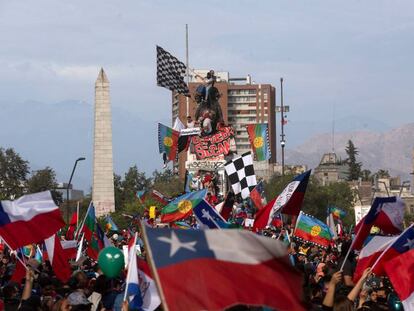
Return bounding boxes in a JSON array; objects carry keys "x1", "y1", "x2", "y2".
[{"x1": 92, "y1": 68, "x2": 115, "y2": 216}]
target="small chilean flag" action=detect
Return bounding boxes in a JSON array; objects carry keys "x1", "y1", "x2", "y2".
[
  {"x1": 0, "y1": 191, "x2": 65, "y2": 250},
  {"x1": 352, "y1": 196, "x2": 405, "y2": 250},
  {"x1": 353, "y1": 235, "x2": 395, "y2": 282}
]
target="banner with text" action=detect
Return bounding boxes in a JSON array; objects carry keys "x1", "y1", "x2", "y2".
[{"x1": 190, "y1": 127, "x2": 236, "y2": 160}]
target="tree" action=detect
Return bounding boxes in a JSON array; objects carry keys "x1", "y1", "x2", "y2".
[
  {"x1": 0, "y1": 147, "x2": 30, "y2": 199},
  {"x1": 121, "y1": 165, "x2": 151, "y2": 203},
  {"x1": 265, "y1": 174, "x2": 355, "y2": 226},
  {"x1": 345, "y1": 140, "x2": 362, "y2": 181},
  {"x1": 375, "y1": 169, "x2": 390, "y2": 178},
  {"x1": 113, "y1": 173, "x2": 124, "y2": 209},
  {"x1": 361, "y1": 169, "x2": 372, "y2": 181},
  {"x1": 152, "y1": 169, "x2": 184, "y2": 197},
  {"x1": 27, "y1": 167, "x2": 62, "y2": 203}
]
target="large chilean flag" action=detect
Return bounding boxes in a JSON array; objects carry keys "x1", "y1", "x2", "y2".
[
  {"x1": 0, "y1": 191, "x2": 65, "y2": 249},
  {"x1": 143, "y1": 226, "x2": 305, "y2": 311}
]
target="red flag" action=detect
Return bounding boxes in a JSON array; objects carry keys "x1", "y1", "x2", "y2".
[
  {"x1": 11, "y1": 259, "x2": 26, "y2": 283},
  {"x1": 44, "y1": 234, "x2": 72, "y2": 282},
  {"x1": 65, "y1": 212, "x2": 78, "y2": 240},
  {"x1": 220, "y1": 192, "x2": 235, "y2": 221},
  {"x1": 250, "y1": 181, "x2": 264, "y2": 209},
  {"x1": 253, "y1": 197, "x2": 278, "y2": 232}
]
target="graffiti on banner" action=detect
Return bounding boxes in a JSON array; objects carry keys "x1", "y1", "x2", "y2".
[{"x1": 190, "y1": 126, "x2": 236, "y2": 160}]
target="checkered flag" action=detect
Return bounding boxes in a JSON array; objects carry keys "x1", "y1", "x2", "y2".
[
  {"x1": 156, "y1": 46, "x2": 189, "y2": 96},
  {"x1": 225, "y1": 152, "x2": 257, "y2": 199}
]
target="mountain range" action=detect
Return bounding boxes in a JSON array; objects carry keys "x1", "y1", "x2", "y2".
[
  {"x1": 286, "y1": 123, "x2": 414, "y2": 180},
  {"x1": 1, "y1": 99, "x2": 413, "y2": 191}
]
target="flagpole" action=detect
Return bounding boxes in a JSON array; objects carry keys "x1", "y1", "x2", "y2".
[
  {"x1": 123, "y1": 232, "x2": 138, "y2": 302},
  {"x1": 139, "y1": 221, "x2": 170, "y2": 311},
  {"x1": 75, "y1": 201, "x2": 91, "y2": 240},
  {"x1": 76, "y1": 201, "x2": 80, "y2": 229},
  {"x1": 185, "y1": 23, "x2": 190, "y2": 117},
  {"x1": 1, "y1": 239, "x2": 28, "y2": 271}
]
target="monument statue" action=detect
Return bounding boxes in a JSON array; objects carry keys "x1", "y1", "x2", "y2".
[{"x1": 194, "y1": 70, "x2": 224, "y2": 136}]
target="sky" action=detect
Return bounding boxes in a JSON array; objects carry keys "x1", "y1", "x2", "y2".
[{"x1": 1, "y1": 0, "x2": 414, "y2": 191}]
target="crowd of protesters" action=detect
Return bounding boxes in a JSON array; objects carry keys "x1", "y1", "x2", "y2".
[{"x1": 0, "y1": 195, "x2": 406, "y2": 311}]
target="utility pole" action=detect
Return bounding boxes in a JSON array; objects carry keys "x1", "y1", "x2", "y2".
[{"x1": 280, "y1": 77, "x2": 286, "y2": 176}]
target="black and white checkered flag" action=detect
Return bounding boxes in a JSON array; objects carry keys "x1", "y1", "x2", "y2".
[
  {"x1": 225, "y1": 152, "x2": 257, "y2": 199},
  {"x1": 156, "y1": 46, "x2": 189, "y2": 96}
]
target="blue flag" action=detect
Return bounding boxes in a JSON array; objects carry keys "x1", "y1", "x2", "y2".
[{"x1": 193, "y1": 199, "x2": 229, "y2": 229}]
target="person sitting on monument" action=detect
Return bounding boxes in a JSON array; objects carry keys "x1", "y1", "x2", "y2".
[{"x1": 186, "y1": 116, "x2": 195, "y2": 128}]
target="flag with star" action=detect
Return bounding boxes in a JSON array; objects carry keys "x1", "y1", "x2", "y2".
[
  {"x1": 193, "y1": 199, "x2": 229, "y2": 229},
  {"x1": 371, "y1": 224, "x2": 414, "y2": 276},
  {"x1": 142, "y1": 226, "x2": 305, "y2": 311},
  {"x1": 352, "y1": 196, "x2": 405, "y2": 250},
  {"x1": 158, "y1": 123, "x2": 180, "y2": 162},
  {"x1": 246, "y1": 123, "x2": 271, "y2": 161},
  {"x1": 161, "y1": 189, "x2": 207, "y2": 223}
]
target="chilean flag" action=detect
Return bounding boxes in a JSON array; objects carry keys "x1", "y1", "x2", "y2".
[
  {"x1": 44, "y1": 234, "x2": 72, "y2": 282},
  {"x1": 193, "y1": 199, "x2": 229, "y2": 229},
  {"x1": 353, "y1": 236, "x2": 395, "y2": 282},
  {"x1": 371, "y1": 224, "x2": 414, "y2": 276},
  {"x1": 137, "y1": 258, "x2": 161, "y2": 311},
  {"x1": 61, "y1": 240, "x2": 78, "y2": 259},
  {"x1": 0, "y1": 191, "x2": 65, "y2": 249},
  {"x1": 385, "y1": 249, "x2": 414, "y2": 311},
  {"x1": 125, "y1": 233, "x2": 143, "y2": 310},
  {"x1": 352, "y1": 197, "x2": 405, "y2": 250},
  {"x1": 143, "y1": 226, "x2": 305, "y2": 311}
]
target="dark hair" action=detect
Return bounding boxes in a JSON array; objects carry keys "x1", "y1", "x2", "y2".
[{"x1": 333, "y1": 296, "x2": 353, "y2": 311}]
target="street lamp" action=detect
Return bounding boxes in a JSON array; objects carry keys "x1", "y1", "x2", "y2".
[
  {"x1": 66, "y1": 157, "x2": 85, "y2": 221},
  {"x1": 280, "y1": 77, "x2": 286, "y2": 177}
]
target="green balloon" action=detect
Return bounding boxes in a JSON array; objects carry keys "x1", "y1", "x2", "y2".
[{"x1": 98, "y1": 247, "x2": 125, "y2": 278}]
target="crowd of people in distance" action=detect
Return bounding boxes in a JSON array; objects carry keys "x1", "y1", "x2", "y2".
[{"x1": 0, "y1": 192, "x2": 407, "y2": 311}]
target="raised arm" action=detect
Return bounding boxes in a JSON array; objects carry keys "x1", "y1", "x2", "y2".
[
  {"x1": 347, "y1": 267, "x2": 371, "y2": 302},
  {"x1": 322, "y1": 271, "x2": 342, "y2": 307}
]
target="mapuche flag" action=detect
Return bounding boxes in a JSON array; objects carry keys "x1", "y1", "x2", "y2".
[
  {"x1": 161, "y1": 189, "x2": 207, "y2": 223},
  {"x1": 246, "y1": 123, "x2": 271, "y2": 161},
  {"x1": 158, "y1": 123, "x2": 180, "y2": 162},
  {"x1": 293, "y1": 212, "x2": 333, "y2": 248},
  {"x1": 328, "y1": 206, "x2": 346, "y2": 220}
]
